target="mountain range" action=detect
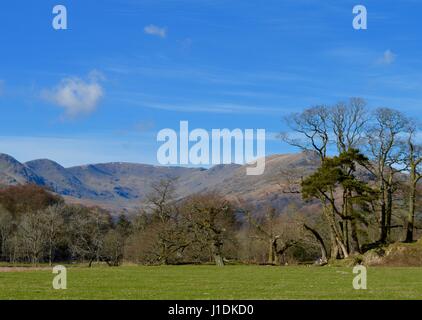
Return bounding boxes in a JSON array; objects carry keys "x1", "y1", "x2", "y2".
[{"x1": 0, "y1": 152, "x2": 320, "y2": 213}]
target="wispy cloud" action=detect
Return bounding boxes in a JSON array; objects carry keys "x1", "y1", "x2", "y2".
[
  {"x1": 377, "y1": 49, "x2": 396, "y2": 65},
  {"x1": 325, "y1": 47, "x2": 375, "y2": 64},
  {"x1": 0, "y1": 80, "x2": 4, "y2": 96},
  {"x1": 325, "y1": 47, "x2": 398, "y2": 68},
  {"x1": 105, "y1": 63, "x2": 308, "y2": 87},
  {"x1": 120, "y1": 98, "x2": 292, "y2": 114},
  {"x1": 41, "y1": 71, "x2": 104, "y2": 118},
  {"x1": 144, "y1": 24, "x2": 167, "y2": 38}
]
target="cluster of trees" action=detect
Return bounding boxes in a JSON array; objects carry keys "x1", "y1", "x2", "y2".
[
  {"x1": 0, "y1": 185, "x2": 129, "y2": 266},
  {"x1": 0, "y1": 183, "x2": 320, "y2": 267},
  {"x1": 0, "y1": 98, "x2": 420, "y2": 267},
  {"x1": 125, "y1": 181, "x2": 238, "y2": 266},
  {"x1": 282, "y1": 98, "x2": 422, "y2": 261},
  {"x1": 0, "y1": 183, "x2": 239, "y2": 266}
]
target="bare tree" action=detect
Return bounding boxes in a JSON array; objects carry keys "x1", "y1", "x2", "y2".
[
  {"x1": 404, "y1": 121, "x2": 422, "y2": 242},
  {"x1": 39, "y1": 205, "x2": 65, "y2": 265},
  {"x1": 68, "y1": 207, "x2": 111, "y2": 267},
  {"x1": 143, "y1": 178, "x2": 191, "y2": 264},
  {"x1": 146, "y1": 178, "x2": 177, "y2": 224},
  {"x1": 281, "y1": 105, "x2": 330, "y2": 161},
  {"x1": 101, "y1": 229, "x2": 124, "y2": 266},
  {"x1": 0, "y1": 205, "x2": 14, "y2": 261},
  {"x1": 282, "y1": 104, "x2": 348, "y2": 259},
  {"x1": 331, "y1": 98, "x2": 368, "y2": 153},
  {"x1": 330, "y1": 98, "x2": 369, "y2": 254},
  {"x1": 366, "y1": 108, "x2": 408, "y2": 243},
  {"x1": 181, "y1": 193, "x2": 236, "y2": 266},
  {"x1": 18, "y1": 211, "x2": 47, "y2": 264},
  {"x1": 245, "y1": 207, "x2": 298, "y2": 265}
]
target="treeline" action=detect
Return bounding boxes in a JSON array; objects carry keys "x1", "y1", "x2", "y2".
[
  {"x1": 0, "y1": 184, "x2": 320, "y2": 266},
  {"x1": 0, "y1": 185, "x2": 121, "y2": 265},
  {"x1": 0, "y1": 98, "x2": 420, "y2": 266},
  {"x1": 282, "y1": 98, "x2": 422, "y2": 261}
]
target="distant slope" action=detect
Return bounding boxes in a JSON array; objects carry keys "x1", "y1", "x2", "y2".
[
  {"x1": 0, "y1": 154, "x2": 44, "y2": 186},
  {"x1": 0, "y1": 152, "x2": 320, "y2": 212},
  {"x1": 25, "y1": 159, "x2": 95, "y2": 198},
  {"x1": 66, "y1": 163, "x2": 203, "y2": 204}
]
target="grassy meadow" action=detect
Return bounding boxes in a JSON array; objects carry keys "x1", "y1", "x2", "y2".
[{"x1": 1, "y1": 265, "x2": 422, "y2": 300}]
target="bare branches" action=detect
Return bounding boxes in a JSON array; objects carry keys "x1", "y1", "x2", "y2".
[
  {"x1": 331, "y1": 98, "x2": 368, "y2": 153},
  {"x1": 281, "y1": 105, "x2": 330, "y2": 161}
]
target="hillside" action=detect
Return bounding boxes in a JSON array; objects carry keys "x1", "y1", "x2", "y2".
[
  {"x1": 0, "y1": 154, "x2": 44, "y2": 186},
  {"x1": 0, "y1": 152, "x2": 320, "y2": 212}
]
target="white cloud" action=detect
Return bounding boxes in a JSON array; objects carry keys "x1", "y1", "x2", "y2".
[
  {"x1": 144, "y1": 24, "x2": 167, "y2": 38},
  {"x1": 42, "y1": 72, "x2": 104, "y2": 117},
  {"x1": 378, "y1": 49, "x2": 396, "y2": 65}
]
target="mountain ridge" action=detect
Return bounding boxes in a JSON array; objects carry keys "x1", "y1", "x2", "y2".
[{"x1": 0, "y1": 152, "x2": 320, "y2": 212}]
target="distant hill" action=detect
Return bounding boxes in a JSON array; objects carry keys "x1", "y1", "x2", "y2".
[
  {"x1": 0, "y1": 152, "x2": 320, "y2": 212},
  {"x1": 0, "y1": 154, "x2": 45, "y2": 186}
]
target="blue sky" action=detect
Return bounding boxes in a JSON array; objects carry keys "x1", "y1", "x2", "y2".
[{"x1": 0, "y1": 0, "x2": 422, "y2": 166}]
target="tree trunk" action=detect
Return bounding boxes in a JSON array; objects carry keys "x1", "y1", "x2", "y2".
[
  {"x1": 350, "y1": 218, "x2": 361, "y2": 253},
  {"x1": 213, "y1": 253, "x2": 224, "y2": 266},
  {"x1": 212, "y1": 241, "x2": 224, "y2": 267},
  {"x1": 303, "y1": 224, "x2": 328, "y2": 264},
  {"x1": 268, "y1": 239, "x2": 275, "y2": 264},
  {"x1": 48, "y1": 241, "x2": 53, "y2": 266},
  {"x1": 386, "y1": 173, "x2": 394, "y2": 241},
  {"x1": 325, "y1": 206, "x2": 349, "y2": 259},
  {"x1": 378, "y1": 170, "x2": 388, "y2": 244},
  {"x1": 379, "y1": 199, "x2": 388, "y2": 244},
  {"x1": 330, "y1": 232, "x2": 339, "y2": 259},
  {"x1": 342, "y1": 220, "x2": 350, "y2": 253},
  {"x1": 405, "y1": 177, "x2": 417, "y2": 243},
  {"x1": 342, "y1": 191, "x2": 351, "y2": 253},
  {"x1": 336, "y1": 237, "x2": 349, "y2": 258},
  {"x1": 322, "y1": 204, "x2": 339, "y2": 259},
  {"x1": 272, "y1": 239, "x2": 280, "y2": 265}
]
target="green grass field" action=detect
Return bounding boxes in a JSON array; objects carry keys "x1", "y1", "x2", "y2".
[{"x1": 1, "y1": 265, "x2": 422, "y2": 300}]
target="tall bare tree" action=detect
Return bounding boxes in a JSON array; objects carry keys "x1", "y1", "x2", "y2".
[
  {"x1": 181, "y1": 193, "x2": 236, "y2": 266},
  {"x1": 68, "y1": 207, "x2": 111, "y2": 267},
  {"x1": 404, "y1": 121, "x2": 422, "y2": 242},
  {"x1": 281, "y1": 105, "x2": 330, "y2": 161},
  {"x1": 144, "y1": 178, "x2": 191, "y2": 264},
  {"x1": 281, "y1": 105, "x2": 344, "y2": 258},
  {"x1": 366, "y1": 108, "x2": 408, "y2": 243},
  {"x1": 18, "y1": 211, "x2": 47, "y2": 264},
  {"x1": 331, "y1": 98, "x2": 368, "y2": 153},
  {"x1": 40, "y1": 205, "x2": 65, "y2": 265},
  {"x1": 330, "y1": 98, "x2": 368, "y2": 253},
  {"x1": 0, "y1": 205, "x2": 14, "y2": 261}
]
